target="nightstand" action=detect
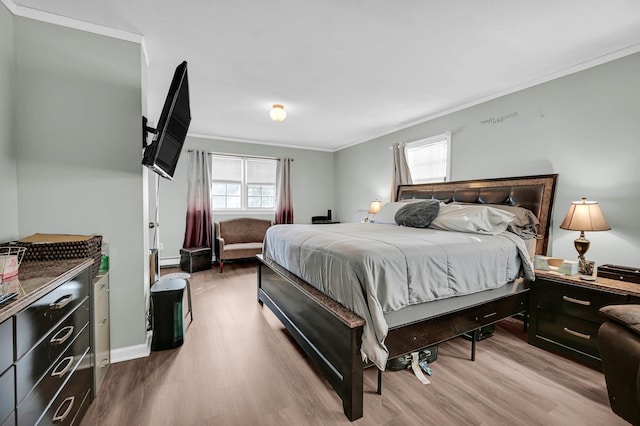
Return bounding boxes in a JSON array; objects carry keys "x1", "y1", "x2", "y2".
[{"x1": 529, "y1": 269, "x2": 640, "y2": 370}]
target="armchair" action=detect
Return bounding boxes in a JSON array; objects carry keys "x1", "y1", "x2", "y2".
[
  {"x1": 214, "y1": 218, "x2": 273, "y2": 272},
  {"x1": 598, "y1": 304, "x2": 640, "y2": 425}
]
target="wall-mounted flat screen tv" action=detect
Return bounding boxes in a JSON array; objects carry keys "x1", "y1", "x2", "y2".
[{"x1": 142, "y1": 61, "x2": 191, "y2": 180}]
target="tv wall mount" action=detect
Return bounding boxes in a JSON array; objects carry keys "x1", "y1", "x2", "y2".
[{"x1": 142, "y1": 116, "x2": 157, "y2": 149}]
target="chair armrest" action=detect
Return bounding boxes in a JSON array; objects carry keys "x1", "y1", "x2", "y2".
[{"x1": 600, "y1": 305, "x2": 640, "y2": 336}]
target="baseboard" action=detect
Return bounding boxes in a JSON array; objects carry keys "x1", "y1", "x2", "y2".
[
  {"x1": 159, "y1": 256, "x2": 180, "y2": 267},
  {"x1": 159, "y1": 255, "x2": 217, "y2": 268},
  {"x1": 110, "y1": 331, "x2": 152, "y2": 363}
]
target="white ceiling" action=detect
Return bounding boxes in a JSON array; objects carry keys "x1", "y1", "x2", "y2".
[{"x1": 8, "y1": 0, "x2": 640, "y2": 151}]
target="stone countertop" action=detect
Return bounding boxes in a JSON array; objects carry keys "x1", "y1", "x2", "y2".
[
  {"x1": 0, "y1": 258, "x2": 94, "y2": 323},
  {"x1": 534, "y1": 269, "x2": 640, "y2": 298}
]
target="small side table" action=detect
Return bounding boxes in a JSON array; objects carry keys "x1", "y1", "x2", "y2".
[{"x1": 180, "y1": 247, "x2": 211, "y2": 273}]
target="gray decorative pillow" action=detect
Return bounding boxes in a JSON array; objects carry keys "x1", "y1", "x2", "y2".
[{"x1": 395, "y1": 200, "x2": 440, "y2": 228}]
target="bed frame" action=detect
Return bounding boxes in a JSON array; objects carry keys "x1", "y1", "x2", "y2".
[{"x1": 257, "y1": 174, "x2": 558, "y2": 421}]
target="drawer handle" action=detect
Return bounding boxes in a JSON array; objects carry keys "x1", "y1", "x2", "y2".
[
  {"x1": 563, "y1": 327, "x2": 591, "y2": 340},
  {"x1": 51, "y1": 356, "x2": 74, "y2": 378},
  {"x1": 483, "y1": 311, "x2": 497, "y2": 319},
  {"x1": 50, "y1": 325, "x2": 74, "y2": 346},
  {"x1": 100, "y1": 318, "x2": 108, "y2": 327},
  {"x1": 562, "y1": 295, "x2": 591, "y2": 306},
  {"x1": 50, "y1": 294, "x2": 73, "y2": 310},
  {"x1": 100, "y1": 358, "x2": 109, "y2": 368},
  {"x1": 52, "y1": 396, "x2": 75, "y2": 423}
]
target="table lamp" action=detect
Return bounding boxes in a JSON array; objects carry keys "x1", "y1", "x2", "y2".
[
  {"x1": 368, "y1": 200, "x2": 383, "y2": 215},
  {"x1": 559, "y1": 197, "x2": 611, "y2": 274},
  {"x1": 363, "y1": 200, "x2": 383, "y2": 223}
]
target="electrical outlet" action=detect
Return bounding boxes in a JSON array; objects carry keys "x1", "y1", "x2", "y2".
[{"x1": 158, "y1": 243, "x2": 164, "y2": 250}]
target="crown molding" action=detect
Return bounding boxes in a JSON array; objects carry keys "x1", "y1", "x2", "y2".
[
  {"x1": 1, "y1": 0, "x2": 143, "y2": 44},
  {"x1": 187, "y1": 132, "x2": 335, "y2": 153}
]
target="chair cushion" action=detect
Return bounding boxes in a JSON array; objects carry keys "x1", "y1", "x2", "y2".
[
  {"x1": 600, "y1": 305, "x2": 640, "y2": 336},
  {"x1": 221, "y1": 242, "x2": 263, "y2": 260}
]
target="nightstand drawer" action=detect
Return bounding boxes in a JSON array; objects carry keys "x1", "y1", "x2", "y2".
[
  {"x1": 534, "y1": 279, "x2": 627, "y2": 323},
  {"x1": 535, "y1": 309, "x2": 601, "y2": 358}
]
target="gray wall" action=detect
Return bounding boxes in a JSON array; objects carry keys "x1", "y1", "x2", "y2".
[
  {"x1": 11, "y1": 17, "x2": 147, "y2": 350},
  {"x1": 157, "y1": 136, "x2": 335, "y2": 262},
  {"x1": 335, "y1": 52, "x2": 640, "y2": 268},
  {"x1": 0, "y1": 3, "x2": 18, "y2": 242}
]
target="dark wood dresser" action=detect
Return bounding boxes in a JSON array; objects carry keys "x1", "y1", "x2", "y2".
[
  {"x1": 529, "y1": 269, "x2": 640, "y2": 370},
  {"x1": 0, "y1": 258, "x2": 94, "y2": 426}
]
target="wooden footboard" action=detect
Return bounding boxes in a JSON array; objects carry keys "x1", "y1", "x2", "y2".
[{"x1": 257, "y1": 255, "x2": 366, "y2": 421}]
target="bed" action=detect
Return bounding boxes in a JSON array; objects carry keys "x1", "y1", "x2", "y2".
[{"x1": 256, "y1": 174, "x2": 557, "y2": 421}]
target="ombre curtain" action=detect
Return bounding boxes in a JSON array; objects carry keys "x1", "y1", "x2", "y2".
[
  {"x1": 275, "y1": 158, "x2": 294, "y2": 224},
  {"x1": 390, "y1": 143, "x2": 413, "y2": 201},
  {"x1": 183, "y1": 150, "x2": 212, "y2": 248}
]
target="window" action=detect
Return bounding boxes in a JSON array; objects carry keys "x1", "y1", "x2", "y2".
[
  {"x1": 211, "y1": 155, "x2": 277, "y2": 211},
  {"x1": 405, "y1": 132, "x2": 451, "y2": 184}
]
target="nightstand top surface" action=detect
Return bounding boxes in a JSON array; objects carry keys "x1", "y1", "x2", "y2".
[{"x1": 534, "y1": 269, "x2": 640, "y2": 297}]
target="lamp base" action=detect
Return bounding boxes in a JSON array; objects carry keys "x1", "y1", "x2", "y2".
[{"x1": 574, "y1": 234, "x2": 592, "y2": 275}]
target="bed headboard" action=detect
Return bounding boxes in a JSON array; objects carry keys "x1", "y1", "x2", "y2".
[{"x1": 397, "y1": 174, "x2": 558, "y2": 255}]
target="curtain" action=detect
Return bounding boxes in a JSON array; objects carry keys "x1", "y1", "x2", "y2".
[
  {"x1": 183, "y1": 150, "x2": 212, "y2": 248},
  {"x1": 390, "y1": 143, "x2": 413, "y2": 201},
  {"x1": 275, "y1": 158, "x2": 294, "y2": 224}
]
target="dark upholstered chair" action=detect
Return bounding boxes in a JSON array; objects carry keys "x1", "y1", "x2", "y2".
[
  {"x1": 598, "y1": 304, "x2": 640, "y2": 426},
  {"x1": 214, "y1": 218, "x2": 273, "y2": 272}
]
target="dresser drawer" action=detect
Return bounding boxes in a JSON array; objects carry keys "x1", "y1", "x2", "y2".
[
  {"x1": 0, "y1": 366, "x2": 15, "y2": 426},
  {"x1": 15, "y1": 268, "x2": 90, "y2": 359},
  {"x1": 16, "y1": 298, "x2": 90, "y2": 404},
  {"x1": 533, "y1": 279, "x2": 627, "y2": 323},
  {"x1": 36, "y1": 352, "x2": 92, "y2": 426},
  {"x1": 535, "y1": 309, "x2": 601, "y2": 358},
  {"x1": 17, "y1": 327, "x2": 90, "y2": 426},
  {"x1": 0, "y1": 318, "x2": 13, "y2": 373}
]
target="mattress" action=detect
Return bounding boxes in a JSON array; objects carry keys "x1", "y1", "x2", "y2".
[{"x1": 263, "y1": 222, "x2": 534, "y2": 369}]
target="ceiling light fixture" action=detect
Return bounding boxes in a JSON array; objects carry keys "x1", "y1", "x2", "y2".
[{"x1": 270, "y1": 104, "x2": 286, "y2": 122}]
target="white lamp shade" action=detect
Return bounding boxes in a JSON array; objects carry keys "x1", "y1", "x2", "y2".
[
  {"x1": 368, "y1": 200, "x2": 383, "y2": 214},
  {"x1": 559, "y1": 198, "x2": 611, "y2": 231}
]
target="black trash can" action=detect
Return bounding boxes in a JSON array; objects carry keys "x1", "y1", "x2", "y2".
[{"x1": 151, "y1": 278, "x2": 186, "y2": 351}]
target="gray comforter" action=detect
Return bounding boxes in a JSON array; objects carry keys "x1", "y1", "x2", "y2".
[{"x1": 263, "y1": 223, "x2": 534, "y2": 369}]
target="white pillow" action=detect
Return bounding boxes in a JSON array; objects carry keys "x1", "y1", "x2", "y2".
[
  {"x1": 370, "y1": 199, "x2": 421, "y2": 224},
  {"x1": 429, "y1": 204, "x2": 516, "y2": 235}
]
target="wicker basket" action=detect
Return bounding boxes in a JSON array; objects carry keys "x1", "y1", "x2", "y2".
[
  {"x1": 1, "y1": 234, "x2": 102, "y2": 279},
  {"x1": 0, "y1": 246, "x2": 27, "y2": 281}
]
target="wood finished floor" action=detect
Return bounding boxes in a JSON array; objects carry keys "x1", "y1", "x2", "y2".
[{"x1": 81, "y1": 262, "x2": 626, "y2": 426}]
